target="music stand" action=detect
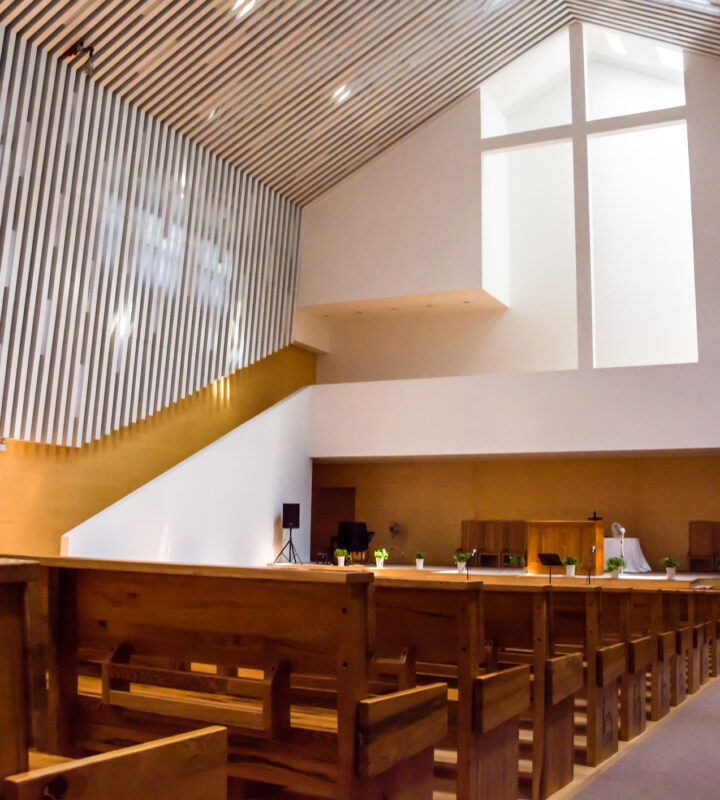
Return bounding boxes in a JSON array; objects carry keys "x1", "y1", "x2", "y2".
[{"x1": 538, "y1": 553, "x2": 563, "y2": 584}]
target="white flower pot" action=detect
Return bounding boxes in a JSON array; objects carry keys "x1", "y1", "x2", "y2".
[
  {"x1": 457, "y1": 562, "x2": 466, "y2": 573},
  {"x1": 375, "y1": 557, "x2": 384, "y2": 568},
  {"x1": 609, "y1": 569, "x2": 619, "y2": 579},
  {"x1": 416, "y1": 559, "x2": 424, "y2": 569},
  {"x1": 565, "y1": 564, "x2": 576, "y2": 577},
  {"x1": 666, "y1": 567, "x2": 676, "y2": 580},
  {"x1": 337, "y1": 556, "x2": 345, "y2": 567}
]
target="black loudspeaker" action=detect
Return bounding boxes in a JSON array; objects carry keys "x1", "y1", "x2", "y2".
[{"x1": 282, "y1": 503, "x2": 300, "y2": 529}]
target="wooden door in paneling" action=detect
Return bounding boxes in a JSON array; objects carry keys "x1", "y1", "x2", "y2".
[{"x1": 311, "y1": 487, "x2": 356, "y2": 561}]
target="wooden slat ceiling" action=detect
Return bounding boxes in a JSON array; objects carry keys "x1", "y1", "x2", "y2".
[{"x1": 1, "y1": 0, "x2": 719, "y2": 206}]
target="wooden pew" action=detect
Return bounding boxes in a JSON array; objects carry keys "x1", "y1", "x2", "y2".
[
  {"x1": 0, "y1": 559, "x2": 40, "y2": 784},
  {"x1": 546, "y1": 586, "x2": 625, "y2": 768},
  {"x1": 626, "y1": 588, "x2": 674, "y2": 721},
  {"x1": 31, "y1": 557, "x2": 447, "y2": 800},
  {"x1": 483, "y1": 585, "x2": 583, "y2": 800},
  {"x1": 372, "y1": 572, "x2": 530, "y2": 800},
  {"x1": 598, "y1": 587, "x2": 658, "y2": 741},
  {"x1": 2, "y1": 727, "x2": 227, "y2": 800},
  {"x1": 661, "y1": 588, "x2": 694, "y2": 704}
]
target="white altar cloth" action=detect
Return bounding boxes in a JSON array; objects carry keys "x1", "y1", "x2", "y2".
[{"x1": 604, "y1": 537, "x2": 652, "y2": 573}]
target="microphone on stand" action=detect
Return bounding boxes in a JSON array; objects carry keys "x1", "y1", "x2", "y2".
[
  {"x1": 588, "y1": 545, "x2": 596, "y2": 585},
  {"x1": 467, "y1": 548, "x2": 478, "y2": 581}
]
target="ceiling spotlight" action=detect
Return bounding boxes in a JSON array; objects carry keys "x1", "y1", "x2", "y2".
[
  {"x1": 208, "y1": 108, "x2": 217, "y2": 120},
  {"x1": 333, "y1": 84, "x2": 352, "y2": 103},
  {"x1": 233, "y1": 0, "x2": 256, "y2": 18}
]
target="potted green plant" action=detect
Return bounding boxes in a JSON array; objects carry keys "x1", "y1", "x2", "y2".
[
  {"x1": 564, "y1": 555, "x2": 579, "y2": 577},
  {"x1": 334, "y1": 548, "x2": 349, "y2": 567},
  {"x1": 415, "y1": 551, "x2": 425, "y2": 569},
  {"x1": 605, "y1": 556, "x2": 626, "y2": 579},
  {"x1": 661, "y1": 555, "x2": 679, "y2": 580},
  {"x1": 508, "y1": 555, "x2": 526, "y2": 571},
  {"x1": 453, "y1": 551, "x2": 471, "y2": 573},
  {"x1": 374, "y1": 547, "x2": 389, "y2": 568}
]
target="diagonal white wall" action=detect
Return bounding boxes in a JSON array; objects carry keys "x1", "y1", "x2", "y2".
[{"x1": 63, "y1": 388, "x2": 312, "y2": 566}]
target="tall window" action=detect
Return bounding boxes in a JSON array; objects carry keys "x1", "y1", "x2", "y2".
[{"x1": 480, "y1": 23, "x2": 697, "y2": 370}]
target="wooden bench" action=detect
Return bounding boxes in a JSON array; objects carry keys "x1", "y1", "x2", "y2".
[
  {"x1": 0, "y1": 559, "x2": 40, "y2": 785},
  {"x1": 372, "y1": 572, "x2": 530, "y2": 800},
  {"x1": 661, "y1": 588, "x2": 695, "y2": 704},
  {"x1": 31, "y1": 557, "x2": 447, "y2": 800},
  {"x1": 546, "y1": 586, "x2": 625, "y2": 767},
  {"x1": 626, "y1": 588, "x2": 674, "y2": 721},
  {"x1": 483, "y1": 585, "x2": 583, "y2": 800},
  {"x1": 599, "y1": 587, "x2": 659, "y2": 741},
  {"x1": 2, "y1": 727, "x2": 227, "y2": 800}
]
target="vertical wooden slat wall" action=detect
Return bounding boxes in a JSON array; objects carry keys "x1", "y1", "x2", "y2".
[{"x1": 0, "y1": 24, "x2": 301, "y2": 448}]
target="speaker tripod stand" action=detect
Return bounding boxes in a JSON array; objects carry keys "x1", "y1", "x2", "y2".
[{"x1": 274, "y1": 525, "x2": 302, "y2": 564}]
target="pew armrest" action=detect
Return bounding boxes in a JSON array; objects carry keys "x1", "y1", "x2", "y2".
[
  {"x1": 658, "y1": 631, "x2": 676, "y2": 662},
  {"x1": 356, "y1": 683, "x2": 447, "y2": 778},
  {"x1": 474, "y1": 665, "x2": 531, "y2": 734},
  {"x1": 546, "y1": 653, "x2": 583, "y2": 704},
  {"x1": 628, "y1": 636, "x2": 656, "y2": 674},
  {"x1": 596, "y1": 643, "x2": 626, "y2": 687}
]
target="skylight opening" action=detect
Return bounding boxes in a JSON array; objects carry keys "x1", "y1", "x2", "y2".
[{"x1": 656, "y1": 45, "x2": 684, "y2": 71}]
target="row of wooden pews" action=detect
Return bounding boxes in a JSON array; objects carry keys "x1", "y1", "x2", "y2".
[
  {"x1": 0, "y1": 559, "x2": 228, "y2": 800},
  {"x1": 3, "y1": 557, "x2": 720, "y2": 800}
]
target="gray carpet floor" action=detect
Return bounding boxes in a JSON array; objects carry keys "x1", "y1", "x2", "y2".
[{"x1": 573, "y1": 680, "x2": 720, "y2": 799}]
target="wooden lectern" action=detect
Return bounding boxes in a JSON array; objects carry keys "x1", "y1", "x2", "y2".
[{"x1": 526, "y1": 520, "x2": 604, "y2": 575}]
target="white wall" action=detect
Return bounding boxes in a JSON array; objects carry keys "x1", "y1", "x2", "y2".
[
  {"x1": 298, "y1": 93, "x2": 485, "y2": 307},
  {"x1": 309, "y1": 362, "x2": 720, "y2": 459},
  {"x1": 63, "y1": 389, "x2": 313, "y2": 566}
]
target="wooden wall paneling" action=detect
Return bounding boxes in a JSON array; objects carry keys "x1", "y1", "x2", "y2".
[{"x1": 0, "y1": 24, "x2": 299, "y2": 447}]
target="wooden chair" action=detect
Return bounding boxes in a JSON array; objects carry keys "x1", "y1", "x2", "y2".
[
  {"x1": 480, "y1": 521, "x2": 504, "y2": 567},
  {"x1": 502, "y1": 520, "x2": 528, "y2": 566},
  {"x1": 460, "y1": 520, "x2": 483, "y2": 554},
  {"x1": 688, "y1": 521, "x2": 719, "y2": 572},
  {"x1": 32, "y1": 557, "x2": 446, "y2": 800},
  {"x1": 2, "y1": 728, "x2": 227, "y2": 800}
]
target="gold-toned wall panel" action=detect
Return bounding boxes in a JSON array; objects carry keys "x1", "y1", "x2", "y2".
[
  {"x1": 0, "y1": 345, "x2": 315, "y2": 557},
  {"x1": 314, "y1": 455, "x2": 720, "y2": 570},
  {"x1": 0, "y1": 24, "x2": 300, "y2": 447}
]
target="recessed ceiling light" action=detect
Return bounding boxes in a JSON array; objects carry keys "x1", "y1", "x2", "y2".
[
  {"x1": 233, "y1": 0, "x2": 256, "y2": 18},
  {"x1": 605, "y1": 32, "x2": 627, "y2": 56},
  {"x1": 208, "y1": 108, "x2": 217, "y2": 120},
  {"x1": 333, "y1": 84, "x2": 352, "y2": 103},
  {"x1": 657, "y1": 45, "x2": 684, "y2": 71}
]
